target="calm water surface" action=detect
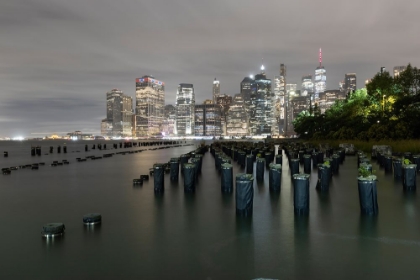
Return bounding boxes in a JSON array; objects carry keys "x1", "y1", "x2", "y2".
[{"x1": 0, "y1": 140, "x2": 420, "y2": 279}]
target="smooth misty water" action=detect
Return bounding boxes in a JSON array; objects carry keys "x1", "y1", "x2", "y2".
[{"x1": 1, "y1": 140, "x2": 420, "y2": 279}]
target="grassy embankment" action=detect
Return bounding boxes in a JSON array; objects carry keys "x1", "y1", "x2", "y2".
[{"x1": 308, "y1": 140, "x2": 420, "y2": 154}]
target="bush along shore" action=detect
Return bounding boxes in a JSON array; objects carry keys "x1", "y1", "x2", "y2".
[{"x1": 306, "y1": 139, "x2": 420, "y2": 154}]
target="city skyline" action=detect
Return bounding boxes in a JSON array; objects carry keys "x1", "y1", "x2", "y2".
[{"x1": 1, "y1": 0, "x2": 419, "y2": 137}]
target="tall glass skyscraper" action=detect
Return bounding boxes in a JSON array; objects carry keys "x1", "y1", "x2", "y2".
[
  {"x1": 249, "y1": 65, "x2": 273, "y2": 136},
  {"x1": 102, "y1": 89, "x2": 133, "y2": 137},
  {"x1": 273, "y1": 63, "x2": 286, "y2": 135},
  {"x1": 194, "y1": 100, "x2": 221, "y2": 136},
  {"x1": 226, "y1": 94, "x2": 248, "y2": 136},
  {"x1": 314, "y1": 48, "x2": 326, "y2": 98},
  {"x1": 212, "y1": 78, "x2": 220, "y2": 102},
  {"x1": 301, "y1": 74, "x2": 314, "y2": 115},
  {"x1": 175, "y1": 83, "x2": 195, "y2": 136},
  {"x1": 301, "y1": 75, "x2": 314, "y2": 96},
  {"x1": 212, "y1": 78, "x2": 221, "y2": 136},
  {"x1": 285, "y1": 84, "x2": 297, "y2": 136},
  {"x1": 240, "y1": 76, "x2": 255, "y2": 121},
  {"x1": 216, "y1": 94, "x2": 233, "y2": 135},
  {"x1": 162, "y1": 104, "x2": 176, "y2": 136},
  {"x1": 135, "y1": 76, "x2": 165, "y2": 137},
  {"x1": 344, "y1": 73, "x2": 357, "y2": 93}
]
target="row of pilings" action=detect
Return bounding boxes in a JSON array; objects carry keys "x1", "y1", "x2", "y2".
[
  {"x1": 3, "y1": 142, "x2": 191, "y2": 175},
  {"x1": 208, "y1": 141, "x2": 352, "y2": 217},
  {"x1": 137, "y1": 145, "x2": 208, "y2": 193},
  {"x1": 25, "y1": 141, "x2": 188, "y2": 156}
]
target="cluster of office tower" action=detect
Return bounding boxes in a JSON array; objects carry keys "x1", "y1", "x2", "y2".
[{"x1": 102, "y1": 52, "x2": 406, "y2": 138}]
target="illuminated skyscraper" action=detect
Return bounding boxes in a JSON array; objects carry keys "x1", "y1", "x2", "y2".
[
  {"x1": 285, "y1": 84, "x2": 297, "y2": 136},
  {"x1": 291, "y1": 95, "x2": 310, "y2": 122},
  {"x1": 249, "y1": 65, "x2": 273, "y2": 136},
  {"x1": 175, "y1": 83, "x2": 195, "y2": 136},
  {"x1": 212, "y1": 78, "x2": 221, "y2": 136},
  {"x1": 301, "y1": 74, "x2": 314, "y2": 115},
  {"x1": 318, "y1": 90, "x2": 346, "y2": 114},
  {"x1": 344, "y1": 73, "x2": 357, "y2": 93},
  {"x1": 380, "y1": 67, "x2": 386, "y2": 74},
  {"x1": 240, "y1": 76, "x2": 256, "y2": 120},
  {"x1": 339, "y1": 81, "x2": 345, "y2": 92},
  {"x1": 102, "y1": 89, "x2": 133, "y2": 137},
  {"x1": 135, "y1": 76, "x2": 165, "y2": 137},
  {"x1": 393, "y1": 66, "x2": 406, "y2": 77},
  {"x1": 301, "y1": 75, "x2": 314, "y2": 96},
  {"x1": 273, "y1": 63, "x2": 287, "y2": 135},
  {"x1": 273, "y1": 76, "x2": 281, "y2": 135},
  {"x1": 216, "y1": 94, "x2": 233, "y2": 135},
  {"x1": 162, "y1": 104, "x2": 176, "y2": 136},
  {"x1": 286, "y1": 84, "x2": 297, "y2": 94},
  {"x1": 226, "y1": 94, "x2": 248, "y2": 136},
  {"x1": 314, "y1": 48, "x2": 326, "y2": 98},
  {"x1": 194, "y1": 100, "x2": 222, "y2": 136},
  {"x1": 213, "y1": 78, "x2": 220, "y2": 102}
]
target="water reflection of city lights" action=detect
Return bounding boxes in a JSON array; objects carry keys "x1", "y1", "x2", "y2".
[
  {"x1": 84, "y1": 223, "x2": 102, "y2": 234},
  {"x1": 43, "y1": 234, "x2": 64, "y2": 247}
]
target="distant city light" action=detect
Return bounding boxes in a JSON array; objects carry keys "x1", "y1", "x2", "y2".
[
  {"x1": 250, "y1": 74, "x2": 254, "y2": 79},
  {"x1": 12, "y1": 136, "x2": 24, "y2": 141}
]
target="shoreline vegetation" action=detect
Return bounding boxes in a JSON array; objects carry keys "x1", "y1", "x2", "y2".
[
  {"x1": 307, "y1": 139, "x2": 420, "y2": 154},
  {"x1": 293, "y1": 64, "x2": 420, "y2": 142}
]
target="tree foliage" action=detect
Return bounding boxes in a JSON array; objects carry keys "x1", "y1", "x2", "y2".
[{"x1": 293, "y1": 64, "x2": 420, "y2": 140}]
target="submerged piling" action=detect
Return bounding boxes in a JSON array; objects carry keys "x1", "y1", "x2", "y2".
[
  {"x1": 269, "y1": 163, "x2": 282, "y2": 192},
  {"x1": 256, "y1": 158, "x2": 265, "y2": 181},
  {"x1": 221, "y1": 163, "x2": 233, "y2": 193},
  {"x1": 358, "y1": 176, "x2": 379, "y2": 215},
  {"x1": 153, "y1": 164, "x2": 165, "y2": 193},
  {"x1": 236, "y1": 173, "x2": 254, "y2": 217},
  {"x1": 183, "y1": 163, "x2": 196, "y2": 193},
  {"x1": 293, "y1": 174, "x2": 310, "y2": 215}
]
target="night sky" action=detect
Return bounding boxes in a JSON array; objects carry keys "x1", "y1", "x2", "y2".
[{"x1": 1, "y1": 0, "x2": 419, "y2": 137}]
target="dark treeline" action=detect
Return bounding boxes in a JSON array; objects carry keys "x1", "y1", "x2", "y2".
[{"x1": 293, "y1": 64, "x2": 420, "y2": 141}]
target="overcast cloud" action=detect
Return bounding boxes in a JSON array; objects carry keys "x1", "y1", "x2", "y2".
[{"x1": 1, "y1": 0, "x2": 419, "y2": 137}]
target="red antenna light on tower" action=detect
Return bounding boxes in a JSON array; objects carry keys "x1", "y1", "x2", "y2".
[{"x1": 319, "y1": 48, "x2": 322, "y2": 67}]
